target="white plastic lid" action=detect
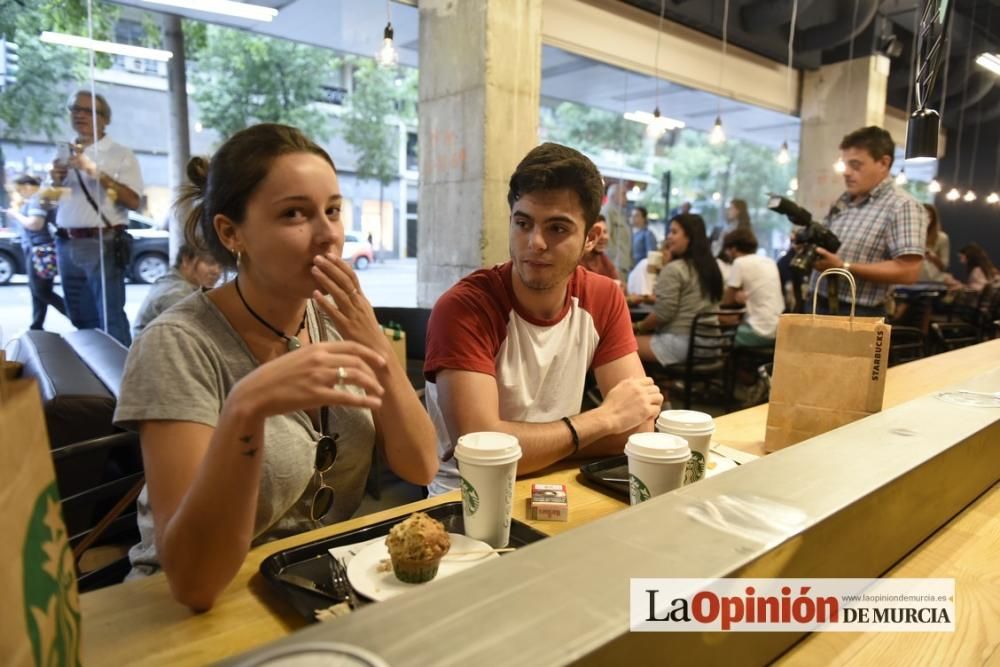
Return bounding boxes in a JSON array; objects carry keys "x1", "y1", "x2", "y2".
[
  {"x1": 454, "y1": 432, "x2": 522, "y2": 466},
  {"x1": 656, "y1": 409, "x2": 716, "y2": 435},
  {"x1": 625, "y1": 432, "x2": 691, "y2": 462}
]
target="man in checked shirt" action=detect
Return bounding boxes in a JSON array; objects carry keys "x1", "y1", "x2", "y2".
[{"x1": 812, "y1": 126, "x2": 926, "y2": 317}]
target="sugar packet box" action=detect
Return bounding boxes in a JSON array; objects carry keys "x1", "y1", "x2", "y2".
[{"x1": 529, "y1": 483, "x2": 568, "y2": 522}]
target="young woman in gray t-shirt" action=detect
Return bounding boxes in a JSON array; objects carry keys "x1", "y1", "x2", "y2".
[{"x1": 114, "y1": 124, "x2": 438, "y2": 611}]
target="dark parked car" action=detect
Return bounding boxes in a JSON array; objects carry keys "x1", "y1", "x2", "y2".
[
  {"x1": 0, "y1": 211, "x2": 169, "y2": 285},
  {"x1": 0, "y1": 226, "x2": 27, "y2": 284}
]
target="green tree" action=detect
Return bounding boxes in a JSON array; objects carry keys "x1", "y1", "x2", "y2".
[
  {"x1": 540, "y1": 101, "x2": 645, "y2": 158},
  {"x1": 639, "y1": 130, "x2": 795, "y2": 253},
  {"x1": 0, "y1": 0, "x2": 118, "y2": 208},
  {"x1": 341, "y1": 59, "x2": 401, "y2": 188},
  {"x1": 0, "y1": 0, "x2": 119, "y2": 139},
  {"x1": 339, "y1": 58, "x2": 417, "y2": 253},
  {"x1": 188, "y1": 25, "x2": 339, "y2": 141}
]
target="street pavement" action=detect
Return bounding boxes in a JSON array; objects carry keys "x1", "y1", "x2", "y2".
[{"x1": 0, "y1": 259, "x2": 418, "y2": 347}]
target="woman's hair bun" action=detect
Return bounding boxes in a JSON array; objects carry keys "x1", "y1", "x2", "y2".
[{"x1": 186, "y1": 156, "x2": 209, "y2": 190}]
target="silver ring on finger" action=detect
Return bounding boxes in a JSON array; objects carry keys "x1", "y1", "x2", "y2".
[{"x1": 336, "y1": 366, "x2": 348, "y2": 389}]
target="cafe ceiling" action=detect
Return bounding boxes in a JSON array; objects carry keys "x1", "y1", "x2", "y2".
[
  {"x1": 618, "y1": 0, "x2": 1000, "y2": 129},
  {"x1": 105, "y1": 0, "x2": 999, "y2": 143}
]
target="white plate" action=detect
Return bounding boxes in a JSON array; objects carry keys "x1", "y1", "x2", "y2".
[{"x1": 346, "y1": 533, "x2": 498, "y2": 601}]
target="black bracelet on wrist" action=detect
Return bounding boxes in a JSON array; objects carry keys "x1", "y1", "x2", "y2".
[{"x1": 561, "y1": 416, "x2": 580, "y2": 455}]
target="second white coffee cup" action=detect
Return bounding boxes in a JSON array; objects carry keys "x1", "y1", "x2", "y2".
[
  {"x1": 656, "y1": 409, "x2": 716, "y2": 483},
  {"x1": 454, "y1": 432, "x2": 522, "y2": 547},
  {"x1": 624, "y1": 432, "x2": 691, "y2": 505}
]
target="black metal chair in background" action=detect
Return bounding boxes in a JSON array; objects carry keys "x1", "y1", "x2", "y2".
[
  {"x1": 372, "y1": 306, "x2": 432, "y2": 393},
  {"x1": 368, "y1": 307, "x2": 433, "y2": 507},
  {"x1": 888, "y1": 326, "x2": 925, "y2": 366},
  {"x1": 929, "y1": 321, "x2": 980, "y2": 353},
  {"x1": 645, "y1": 310, "x2": 744, "y2": 410},
  {"x1": 10, "y1": 329, "x2": 142, "y2": 592}
]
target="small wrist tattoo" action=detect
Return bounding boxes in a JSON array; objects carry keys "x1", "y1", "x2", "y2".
[
  {"x1": 240, "y1": 434, "x2": 252, "y2": 444},
  {"x1": 242, "y1": 447, "x2": 258, "y2": 458}
]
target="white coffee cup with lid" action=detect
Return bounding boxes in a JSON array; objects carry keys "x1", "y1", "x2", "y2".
[
  {"x1": 624, "y1": 432, "x2": 691, "y2": 505},
  {"x1": 454, "y1": 432, "x2": 522, "y2": 547},
  {"x1": 655, "y1": 410, "x2": 715, "y2": 483}
]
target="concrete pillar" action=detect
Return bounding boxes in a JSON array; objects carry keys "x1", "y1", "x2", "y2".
[
  {"x1": 416, "y1": 0, "x2": 542, "y2": 306},
  {"x1": 797, "y1": 55, "x2": 890, "y2": 218}
]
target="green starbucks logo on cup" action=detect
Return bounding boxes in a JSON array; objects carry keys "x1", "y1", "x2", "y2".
[
  {"x1": 685, "y1": 451, "x2": 706, "y2": 484},
  {"x1": 461, "y1": 477, "x2": 480, "y2": 515},
  {"x1": 629, "y1": 474, "x2": 651, "y2": 504}
]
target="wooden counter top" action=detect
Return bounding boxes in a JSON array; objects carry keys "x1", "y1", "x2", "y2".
[{"x1": 80, "y1": 340, "x2": 1000, "y2": 666}]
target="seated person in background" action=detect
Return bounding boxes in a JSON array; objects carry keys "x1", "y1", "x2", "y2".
[
  {"x1": 627, "y1": 238, "x2": 670, "y2": 305},
  {"x1": 635, "y1": 213, "x2": 722, "y2": 366},
  {"x1": 578, "y1": 214, "x2": 620, "y2": 282},
  {"x1": 919, "y1": 204, "x2": 949, "y2": 282},
  {"x1": 113, "y1": 124, "x2": 437, "y2": 610},
  {"x1": 716, "y1": 251, "x2": 732, "y2": 284},
  {"x1": 423, "y1": 142, "x2": 661, "y2": 495},
  {"x1": 132, "y1": 243, "x2": 223, "y2": 338},
  {"x1": 949, "y1": 243, "x2": 999, "y2": 292},
  {"x1": 720, "y1": 228, "x2": 783, "y2": 348}
]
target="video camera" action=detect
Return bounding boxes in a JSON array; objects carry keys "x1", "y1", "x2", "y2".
[{"x1": 767, "y1": 194, "x2": 841, "y2": 274}]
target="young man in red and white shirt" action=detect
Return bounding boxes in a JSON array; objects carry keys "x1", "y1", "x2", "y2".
[{"x1": 424, "y1": 143, "x2": 662, "y2": 495}]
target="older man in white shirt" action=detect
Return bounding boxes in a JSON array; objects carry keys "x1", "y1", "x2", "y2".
[{"x1": 50, "y1": 91, "x2": 143, "y2": 346}]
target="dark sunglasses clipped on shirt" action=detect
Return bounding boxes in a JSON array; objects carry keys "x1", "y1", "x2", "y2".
[{"x1": 310, "y1": 407, "x2": 339, "y2": 522}]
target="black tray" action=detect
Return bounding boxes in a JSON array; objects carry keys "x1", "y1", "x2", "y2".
[
  {"x1": 260, "y1": 501, "x2": 548, "y2": 621},
  {"x1": 579, "y1": 455, "x2": 630, "y2": 498}
]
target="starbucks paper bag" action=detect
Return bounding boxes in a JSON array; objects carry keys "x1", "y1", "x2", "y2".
[
  {"x1": 764, "y1": 269, "x2": 891, "y2": 453},
  {"x1": 0, "y1": 356, "x2": 81, "y2": 666}
]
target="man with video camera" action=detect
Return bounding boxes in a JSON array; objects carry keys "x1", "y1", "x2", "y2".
[
  {"x1": 810, "y1": 126, "x2": 926, "y2": 316},
  {"x1": 50, "y1": 91, "x2": 143, "y2": 345}
]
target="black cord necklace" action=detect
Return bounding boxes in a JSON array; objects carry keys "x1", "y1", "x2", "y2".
[{"x1": 234, "y1": 275, "x2": 307, "y2": 352}]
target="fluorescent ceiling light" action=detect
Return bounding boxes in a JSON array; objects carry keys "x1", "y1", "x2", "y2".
[
  {"x1": 623, "y1": 110, "x2": 685, "y2": 130},
  {"x1": 40, "y1": 31, "x2": 173, "y2": 61},
  {"x1": 975, "y1": 53, "x2": 1000, "y2": 76},
  {"x1": 142, "y1": 0, "x2": 278, "y2": 22}
]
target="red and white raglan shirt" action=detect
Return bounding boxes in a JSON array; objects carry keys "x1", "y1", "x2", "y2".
[{"x1": 424, "y1": 262, "x2": 637, "y2": 495}]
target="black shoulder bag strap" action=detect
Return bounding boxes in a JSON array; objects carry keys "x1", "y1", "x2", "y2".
[{"x1": 73, "y1": 168, "x2": 116, "y2": 229}]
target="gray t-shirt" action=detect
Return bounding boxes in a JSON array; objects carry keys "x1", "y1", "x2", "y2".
[
  {"x1": 114, "y1": 290, "x2": 376, "y2": 577},
  {"x1": 132, "y1": 268, "x2": 198, "y2": 339},
  {"x1": 653, "y1": 259, "x2": 720, "y2": 335}
]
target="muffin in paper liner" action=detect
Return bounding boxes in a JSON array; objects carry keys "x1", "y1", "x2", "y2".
[
  {"x1": 385, "y1": 512, "x2": 451, "y2": 584},
  {"x1": 390, "y1": 556, "x2": 444, "y2": 584}
]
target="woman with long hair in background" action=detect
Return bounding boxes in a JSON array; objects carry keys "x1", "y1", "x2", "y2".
[{"x1": 635, "y1": 213, "x2": 723, "y2": 369}]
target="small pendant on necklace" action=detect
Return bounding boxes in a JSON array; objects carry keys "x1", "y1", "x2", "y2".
[{"x1": 286, "y1": 336, "x2": 302, "y2": 351}]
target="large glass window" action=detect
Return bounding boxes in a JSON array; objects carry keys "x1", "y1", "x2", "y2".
[
  {"x1": 539, "y1": 46, "x2": 802, "y2": 258},
  {"x1": 1, "y1": 0, "x2": 421, "y2": 342}
]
